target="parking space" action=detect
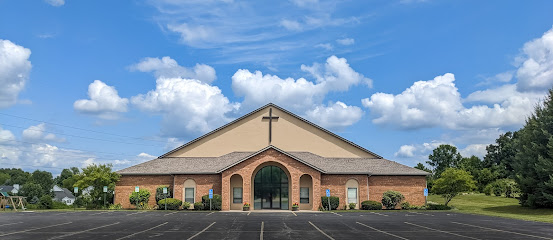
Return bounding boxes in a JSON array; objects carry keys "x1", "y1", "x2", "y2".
[{"x1": 1, "y1": 211, "x2": 552, "y2": 240}]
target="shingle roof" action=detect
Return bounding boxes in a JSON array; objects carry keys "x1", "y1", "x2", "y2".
[
  {"x1": 118, "y1": 146, "x2": 429, "y2": 176},
  {"x1": 53, "y1": 188, "x2": 75, "y2": 202},
  {"x1": 0, "y1": 186, "x2": 14, "y2": 192}
]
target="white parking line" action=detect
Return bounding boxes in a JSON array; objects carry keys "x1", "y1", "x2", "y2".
[
  {"x1": 330, "y1": 212, "x2": 342, "y2": 216},
  {"x1": 206, "y1": 212, "x2": 215, "y2": 216},
  {"x1": 260, "y1": 221, "x2": 264, "y2": 240},
  {"x1": 0, "y1": 222, "x2": 73, "y2": 237},
  {"x1": 247, "y1": 211, "x2": 251, "y2": 216},
  {"x1": 126, "y1": 211, "x2": 145, "y2": 216},
  {"x1": 163, "y1": 211, "x2": 179, "y2": 216},
  {"x1": 116, "y1": 222, "x2": 168, "y2": 240},
  {"x1": 187, "y1": 222, "x2": 216, "y2": 240},
  {"x1": 370, "y1": 212, "x2": 388, "y2": 217},
  {"x1": 408, "y1": 212, "x2": 434, "y2": 216},
  {"x1": 451, "y1": 221, "x2": 553, "y2": 240},
  {"x1": 91, "y1": 211, "x2": 111, "y2": 216},
  {"x1": 0, "y1": 222, "x2": 23, "y2": 227},
  {"x1": 48, "y1": 222, "x2": 120, "y2": 240},
  {"x1": 404, "y1": 222, "x2": 481, "y2": 240},
  {"x1": 309, "y1": 221, "x2": 335, "y2": 240},
  {"x1": 292, "y1": 211, "x2": 297, "y2": 216},
  {"x1": 356, "y1": 222, "x2": 409, "y2": 240}
]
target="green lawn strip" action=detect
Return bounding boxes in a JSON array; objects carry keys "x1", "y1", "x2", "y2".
[{"x1": 428, "y1": 193, "x2": 553, "y2": 223}]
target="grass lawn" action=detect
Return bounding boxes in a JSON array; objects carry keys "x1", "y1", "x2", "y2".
[{"x1": 428, "y1": 193, "x2": 553, "y2": 223}]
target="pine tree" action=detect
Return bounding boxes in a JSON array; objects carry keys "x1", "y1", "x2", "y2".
[{"x1": 513, "y1": 89, "x2": 553, "y2": 208}]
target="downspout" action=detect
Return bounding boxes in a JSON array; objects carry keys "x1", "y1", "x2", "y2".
[
  {"x1": 172, "y1": 174, "x2": 176, "y2": 198},
  {"x1": 367, "y1": 173, "x2": 371, "y2": 201}
]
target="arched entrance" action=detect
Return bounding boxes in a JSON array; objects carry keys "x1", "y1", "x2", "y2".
[{"x1": 253, "y1": 165, "x2": 289, "y2": 210}]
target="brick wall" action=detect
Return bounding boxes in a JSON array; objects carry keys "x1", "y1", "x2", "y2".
[
  {"x1": 114, "y1": 174, "x2": 221, "y2": 209},
  {"x1": 221, "y1": 148, "x2": 322, "y2": 210},
  {"x1": 320, "y1": 174, "x2": 369, "y2": 209},
  {"x1": 368, "y1": 175, "x2": 426, "y2": 207}
]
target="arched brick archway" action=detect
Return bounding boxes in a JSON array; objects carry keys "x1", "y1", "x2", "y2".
[
  {"x1": 251, "y1": 163, "x2": 290, "y2": 210},
  {"x1": 221, "y1": 148, "x2": 322, "y2": 211}
]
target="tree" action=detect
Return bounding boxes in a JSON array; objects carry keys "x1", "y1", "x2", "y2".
[
  {"x1": 74, "y1": 164, "x2": 120, "y2": 208},
  {"x1": 54, "y1": 168, "x2": 75, "y2": 186},
  {"x1": 473, "y1": 168, "x2": 497, "y2": 192},
  {"x1": 459, "y1": 155, "x2": 482, "y2": 175},
  {"x1": 155, "y1": 185, "x2": 172, "y2": 203},
  {"x1": 20, "y1": 183, "x2": 43, "y2": 200},
  {"x1": 414, "y1": 163, "x2": 434, "y2": 190},
  {"x1": 0, "y1": 172, "x2": 10, "y2": 185},
  {"x1": 513, "y1": 89, "x2": 553, "y2": 208},
  {"x1": 129, "y1": 189, "x2": 151, "y2": 209},
  {"x1": 427, "y1": 144, "x2": 463, "y2": 177},
  {"x1": 432, "y1": 168, "x2": 476, "y2": 206},
  {"x1": 484, "y1": 131, "x2": 518, "y2": 179},
  {"x1": 29, "y1": 170, "x2": 54, "y2": 196},
  {"x1": 1, "y1": 168, "x2": 31, "y2": 185}
]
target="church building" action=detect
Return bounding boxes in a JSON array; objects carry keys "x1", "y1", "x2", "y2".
[{"x1": 115, "y1": 103, "x2": 429, "y2": 210}]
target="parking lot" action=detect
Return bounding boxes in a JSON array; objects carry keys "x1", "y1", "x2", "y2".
[{"x1": 1, "y1": 210, "x2": 552, "y2": 240}]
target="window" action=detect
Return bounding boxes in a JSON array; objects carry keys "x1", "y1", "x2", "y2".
[
  {"x1": 300, "y1": 187, "x2": 309, "y2": 203},
  {"x1": 185, "y1": 188, "x2": 194, "y2": 203},
  {"x1": 233, "y1": 187, "x2": 243, "y2": 203},
  {"x1": 347, "y1": 188, "x2": 357, "y2": 204}
]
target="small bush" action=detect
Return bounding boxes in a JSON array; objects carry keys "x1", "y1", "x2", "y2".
[
  {"x1": 201, "y1": 194, "x2": 222, "y2": 210},
  {"x1": 39, "y1": 195, "x2": 53, "y2": 209},
  {"x1": 26, "y1": 203, "x2": 39, "y2": 209},
  {"x1": 52, "y1": 201, "x2": 72, "y2": 209},
  {"x1": 348, "y1": 203, "x2": 356, "y2": 210},
  {"x1": 401, "y1": 202, "x2": 411, "y2": 210},
  {"x1": 182, "y1": 201, "x2": 191, "y2": 209},
  {"x1": 484, "y1": 179, "x2": 520, "y2": 198},
  {"x1": 193, "y1": 202, "x2": 203, "y2": 210},
  {"x1": 155, "y1": 185, "x2": 172, "y2": 203},
  {"x1": 321, "y1": 196, "x2": 340, "y2": 210},
  {"x1": 108, "y1": 203, "x2": 122, "y2": 210},
  {"x1": 381, "y1": 191, "x2": 405, "y2": 209},
  {"x1": 157, "y1": 198, "x2": 182, "y2": 210},
  {"x1": 361, "y1": 200, "x2": 382, "y2": 210},
  {"x1": 426, "y1": 203, "x2": 451, "y2": 210},
  {"x1": 129, "y1": 189, "x2": 151, "y2": 209}
]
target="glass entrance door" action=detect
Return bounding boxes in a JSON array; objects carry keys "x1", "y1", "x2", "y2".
[{"x1": 254, "y1": 166, "x2": 289, "y2": 210}]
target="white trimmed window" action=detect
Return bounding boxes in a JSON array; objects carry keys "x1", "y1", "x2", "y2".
[
  {"x1": 347, "y1": 188, "x2": 357, "y2": 204},
  {"x1": 300, "y1": 187, "x2": 309, "y2": 203},
  {"x1": 185, "y1": 188, "x2": 194, "y2": 203},
  {"x1": 233, "y1": 187, "x2": 242, "y2": 203}
]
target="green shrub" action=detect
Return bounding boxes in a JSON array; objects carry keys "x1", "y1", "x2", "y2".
[
  {"x1": 401, "y1": 202, "x2": 411, "y2": 210},
  {"x1": 39, "y1": 195, "x2": 53, "y2": 209},
  {"x1": 348, "y1": 203, "x2": 356, "y2": 210},
  {"x1": 182, "y1": 201, "x2": 191, "y2": 209},
  {"x1": 361, "y1": 200, "x2": 382, "y2": 210},
  {"x1": 26, "y1": 203, "x2": 39, "y2": 209},
  {"x1": 193, "y1": 202, "x2": 203, "y2": 210},
  {"x1": 129, "y1": 189, "x2": 151, "y2": 209},
  {"x1": 157, "y1": 198, "x2": 182, "y2": 210},
  {"x1": 108, "y1": 203, "x2": 122, "y2": 210},
  {"x1": 52, "y1": 201, "x2": 72, "y2": 209},
  {"x1": 426, "y1": 203, "x2": 451, "y2": 210},
  {"x1": 155, "y1": 185, "x2": 172, "y2": 203},
  {"x1": 321, "y1": 196, "x2": 340, "y2": 210},
  {"x1": 483, "y1": 184, "x2": 493, "y2": 196},
  {"x1": 201, "y1": 194, "x2": 222, "y2": 210},
  {"x1": 381, "y1": 191, "x2": 405, "y2": 209},
  {"x1": 484, "y1": 179, "x2": 520, "y2": 198}
]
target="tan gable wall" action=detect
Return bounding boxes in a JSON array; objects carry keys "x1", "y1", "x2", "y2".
[{"x1": 167, "y1": 106, "x2": 376, "y2": 158}]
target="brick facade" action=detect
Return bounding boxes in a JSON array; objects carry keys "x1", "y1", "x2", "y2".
[
  {"x1": 368, "y1": 175, "x2": 427, "y2": 207},
  {"x1": 221, "y1": 148, "x2": 321, "y2": 210},
  {"x1": 114, "y1": 153, "x2": 426, "y2": 210}
]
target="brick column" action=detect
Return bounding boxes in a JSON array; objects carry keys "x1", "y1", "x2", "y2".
[
  {"x1": 221, "y1": 173, "x2": 231, "y2": 211},
  {"x1": 291, "y1": 173, "x2": 300, "y2": 206},
  {"x1": 312, "y1": 173, "x2": 321, "y2": 210}
]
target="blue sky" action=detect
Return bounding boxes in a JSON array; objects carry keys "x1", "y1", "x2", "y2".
[{"x1": 1, "y1": 0, "x2": 553, "y2": 175}]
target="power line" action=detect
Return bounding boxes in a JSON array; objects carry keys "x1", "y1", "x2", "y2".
[
  {"x1": 0, "y1": 137, "x2": 155, "y2": 159},
  {"x1": 0, "y1": 122, "x2": 165, "y2": 147},
  {"x1": 0, "y1": 112, "x2": 167, "y2": 143}
]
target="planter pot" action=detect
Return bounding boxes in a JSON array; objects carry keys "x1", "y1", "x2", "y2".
[
  {"x1": 243, "y1": 206, "x2": 250, "y2": 211},
  {"x1": 292, "y1": 207, "x2": 299, "y2": 211}
]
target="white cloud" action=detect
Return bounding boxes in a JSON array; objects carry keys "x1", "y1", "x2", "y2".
[
  {"x1": 362, "y1": 73, "x2": 538, "y2": 130},
  {"x1": 281, "y1": 19, "x2": 303, "y2": 31},
  {"x1": 336, "y1": 38, "x2": 354, "y2": 45},
  {"x1": 82, "y1": 158, "x2": 96, "y2": 168},
  {"x1": 22, "y1": 123, "x2": 65, "y2": 142},
  {"x1": 395, "y1": 145, "x2": 416, "y2": 158},
  {"x1": 290, "y1": 0, "x2": 319, "y2": 7},
  {"x1": 315, "y1": 43, "x2": 333, "y2": 51},
  {"x1": 305, "y1": 102, "x2": 363, "y2": 129},
  {"x1": 73, "y1": 80, "x2": 129, "y2": 120},
  {"x1": 131, "y1": 77, "x2": 239, "y2": 137},
  {"x1": 167, "y1": 23, "x2": 215, "y2": 47},
  {"x1": 45, "y1": 0, "x2": 64, "y2": 7},
  {"x1": 0, "y1": 39, "x2": 32, "y2": 109},
  {"x1": 459, "y1": 144, "x2": 488, "y2": 158},
  {"x1": 130, "y1": 56, "x2": 216, "y2": 83},
  {"x1": 233, "y1": 55, "x2": 370, "y2": 111},
  {"x1": 0, "y1": 125, "x2": 16, "y2": 144},
  {"x1": 137, "y1": 152, "x2": 156, "y2": 159},
  {"x1": 516, "y1": 27, "x2": 553, "y2": 92}
]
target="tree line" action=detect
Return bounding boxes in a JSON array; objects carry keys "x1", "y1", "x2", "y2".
[
  {"x1": 0, "y1": 164, "x2": 119, "y2": 209},
  {"x1": 417, "y1": 89, "x2": 553, "y2": 208}
]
